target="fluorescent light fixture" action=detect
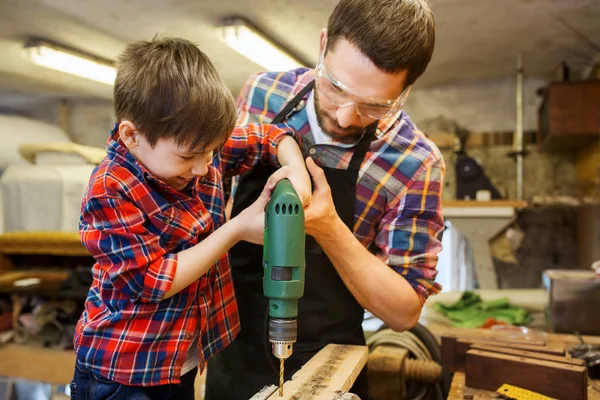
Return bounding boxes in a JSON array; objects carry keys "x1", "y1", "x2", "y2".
[
  {"x1": 217, "y1": 18, "x2": 306, "y2": 71},
  {"x1": 25, "y1": 40, "x2": 116, "y2": 85}
]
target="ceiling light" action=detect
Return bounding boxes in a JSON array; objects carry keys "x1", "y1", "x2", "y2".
[
  {"x1": 25, "y1": 39, "x2": 116, "y2": 85},
  {"x1": 217, "y1": 17, "x2": 307, "y2": 71}
]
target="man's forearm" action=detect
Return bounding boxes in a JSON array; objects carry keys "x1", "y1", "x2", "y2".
[{"x1": 311, "y1": 216, "x2": 422, "y2": 331}]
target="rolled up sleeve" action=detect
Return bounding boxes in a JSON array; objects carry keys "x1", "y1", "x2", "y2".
[
  {"x1": 220, "y1": 123, "x2": 295, "y2": 177},
  {"x1": 375, "y1": 157, "x2": 445, "y2": 304},
  {"x1": 79, "y1": 195, "x2": 177, "y2": 303}
]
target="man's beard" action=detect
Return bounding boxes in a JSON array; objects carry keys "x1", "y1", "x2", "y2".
[{"x1": 314, "y1": 91, "x2": 366, "y2": 145}]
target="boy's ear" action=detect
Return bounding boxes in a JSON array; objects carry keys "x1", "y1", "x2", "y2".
[{"x1": 118, "y1": 121, "x2": 141, "y2": 150}]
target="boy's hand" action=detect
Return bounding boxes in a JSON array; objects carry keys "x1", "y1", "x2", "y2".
[{"x1": 233, "y1": 170, "x2": 289, "y2": 244}]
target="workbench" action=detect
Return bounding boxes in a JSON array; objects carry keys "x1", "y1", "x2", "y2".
[{"x1": 426, "y1": 323, "x2": 600, "y2": 399}]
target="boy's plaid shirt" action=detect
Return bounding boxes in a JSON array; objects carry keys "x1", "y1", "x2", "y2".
[
  {"x1": 74, "y1": 123, "x2": 289, "y2": 385},
  {"x1": 235, "y1": 68, "x2": 445, "y2": 303}
]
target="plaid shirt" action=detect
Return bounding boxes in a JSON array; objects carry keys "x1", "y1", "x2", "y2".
[
  {"x1": 235, "y1": 68, "x2": 445, "y2": 303},
  {"x1": 75, "y1": 123, "x2": 289, "y2": 386}
]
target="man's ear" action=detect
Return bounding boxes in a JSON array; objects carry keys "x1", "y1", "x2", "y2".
[
  {"x1": 319, "y1": 28, "x2": 327, "y2": 56},
  {"x1": 118, "y1": 121, "x2": 140, "y2": 150}
]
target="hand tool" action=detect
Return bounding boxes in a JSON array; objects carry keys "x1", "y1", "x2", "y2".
[{"x1": 263, "y1": 179, "x2": 305, "y2": 396}]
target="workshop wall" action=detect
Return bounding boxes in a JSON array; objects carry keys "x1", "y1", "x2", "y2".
[
  {"x1": 405, "y1": 77, "x2": 546, "y2": 133},
  {"x1": 440, "y1": 145, "x2": 579, "y2": 201}
]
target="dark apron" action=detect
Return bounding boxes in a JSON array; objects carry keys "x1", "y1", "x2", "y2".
[{"x1": 205, "y1": 81, "x2": 374, "y2": 400}]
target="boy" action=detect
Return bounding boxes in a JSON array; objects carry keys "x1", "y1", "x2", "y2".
[{"x1": 69, "y1": 37, "x2": 309, "y2": 400}]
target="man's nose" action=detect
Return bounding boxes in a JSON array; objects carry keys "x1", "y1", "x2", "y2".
[{"x1": 336, "y1": 104, "x2": 361, "y2": 128}]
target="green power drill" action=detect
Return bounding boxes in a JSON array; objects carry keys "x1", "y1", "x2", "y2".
[{"x1": 263, "y1": 179, "x2": 306, "y2": 395}]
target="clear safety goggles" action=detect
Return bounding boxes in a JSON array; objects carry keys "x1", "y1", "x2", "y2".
[{"x1": 314, "y1": 55, "x2": 411, "y2": 119}]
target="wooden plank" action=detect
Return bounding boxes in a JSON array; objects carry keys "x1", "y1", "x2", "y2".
[
  {"x1": 256, "y1": 344, "x2": 368, "y2": 400},
  {"x1": 450, "y1": 371, "x2": 600, "y2": 400},
  {"x1": 0, "y1": 232, "x2": 89, "y2": 256},
  {"x1": 442, "y1": 336, "x2": 565, "y2": 372},
  {"x1": 470, "y1": 344, "x2": 586, "y2": 366},
  {"x1": 443, "y1": 200, "x2": 529, "y2": 209},
  {"x1": 0, "y1": 344, "x2": 75, "y2": 385},
  {"x1": 465, "y1": 349, "x2": 588, "y2": 400},
  {"x1": 441, "y1": 336, "x2": 457, "y2": 371}
]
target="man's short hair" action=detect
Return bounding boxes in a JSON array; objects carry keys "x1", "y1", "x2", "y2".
[
  {"x1": 327, "y1": 0, "x2": 435, "y2": 86},
  {"x1": 114, "y1": 37, "x2": 236, "y2": 151}
]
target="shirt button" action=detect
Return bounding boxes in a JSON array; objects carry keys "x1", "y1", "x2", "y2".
[
  {"x1": 185, "y1": 333, "x2": 191, "y2": 340},
  {"x1": 309, "y1": 148, "x2": 316, "y2": 155}
]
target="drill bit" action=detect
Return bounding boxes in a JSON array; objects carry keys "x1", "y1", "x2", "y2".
[{"x1": 279, "y1": 358, "x2": 284, "y2": 396}]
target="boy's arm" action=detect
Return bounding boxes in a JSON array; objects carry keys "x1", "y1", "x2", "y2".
[
  {"x1": 81, "y1": 172, "x2": 286, "y2": 301},
  {"x1": 80, "y1": 195, "x2": 179, "y2": 303},
  {"x1": 221, "y1": 123, "x2": 310, "y2": 205},
  {"x1": 220, "y1": 123, "x2": 300, "y2": 176},
  {"x1": 166, "y1": 167, "x2": 290, "y2": 297}
]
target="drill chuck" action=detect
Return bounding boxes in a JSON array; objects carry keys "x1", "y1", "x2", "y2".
[{"x1": 269, "y1": 318, "x2": 297, "y2": 359}]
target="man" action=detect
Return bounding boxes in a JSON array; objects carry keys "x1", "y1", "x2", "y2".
[{"x1": 205, "y1": 0, "x2": 444, "y2": 398}]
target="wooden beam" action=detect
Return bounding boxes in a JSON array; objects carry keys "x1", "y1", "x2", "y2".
[
  {"x1": 470, "y1": 344, "x2": 585, "y2": 366},
  {"x1": 0, "y1": 231, "x2": 89, "y2": 256},
  {"x1": 426, "y1": 131, "x2": 539, "y2": 150},
  {"x1": 251, "y1": 344, "x2": 368, "y2": 400},
  {"x1": 441, "y1": 336, "x2": 565, "y2": 373},
  {"x1": 465, "y1": 349, "x2": 588, "y2": 400}
]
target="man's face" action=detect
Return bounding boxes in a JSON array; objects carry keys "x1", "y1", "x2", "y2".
[
  {"x1": 133, "y1": 135, "x2": 216, "y2": 191},
  {"x1": 314, "y1": 38, "x2": 409, "y2": 144}
]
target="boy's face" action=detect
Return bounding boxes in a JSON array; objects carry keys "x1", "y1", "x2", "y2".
[{"x1": 119, "y1": 121, "x2": 216, "y2": 191}]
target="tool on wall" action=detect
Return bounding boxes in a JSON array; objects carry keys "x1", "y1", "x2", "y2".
[
  {"x1": 263, "y1": 179, "x2": 306, "y2": 396},
  {"x1": 453, "y1": 127, "x2": 503, "y2": 201}
]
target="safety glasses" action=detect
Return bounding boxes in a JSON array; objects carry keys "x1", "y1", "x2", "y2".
[{"x1": 314, "y1": 52, "x2": 411, "y2": 119}]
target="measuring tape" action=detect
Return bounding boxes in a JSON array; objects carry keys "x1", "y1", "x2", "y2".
[{"x1": 496, "y1": 384, "x2": 555, "y2": 400}]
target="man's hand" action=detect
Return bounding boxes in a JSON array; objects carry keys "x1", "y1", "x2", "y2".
[{"x1": 304, "y1": 157, "x2": 339, "y2": 238}]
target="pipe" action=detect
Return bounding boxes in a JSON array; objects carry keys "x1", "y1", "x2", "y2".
[{"x1": 514, "y1": 54, "x2": 524, "y2": 200}]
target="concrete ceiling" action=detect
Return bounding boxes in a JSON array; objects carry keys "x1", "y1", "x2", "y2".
[{"x1": 1, "y1": 0, "x2": 599, "y2": 107}]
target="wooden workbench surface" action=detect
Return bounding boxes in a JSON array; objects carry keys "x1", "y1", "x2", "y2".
[{"x1": 425, "y1": 324, "x2": 600, "y2": 399}]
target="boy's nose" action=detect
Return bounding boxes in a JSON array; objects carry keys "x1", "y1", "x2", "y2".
[{"x1": 191, "y1": 161, "x2": 209, "y2": 177}]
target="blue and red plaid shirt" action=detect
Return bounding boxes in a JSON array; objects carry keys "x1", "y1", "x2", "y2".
[
  {"x1": 235, "y1": 68, "x2": 445, "y2": 303},
  {"x1": 74, "y1": 123, "x2": 290, "y2": 386}
]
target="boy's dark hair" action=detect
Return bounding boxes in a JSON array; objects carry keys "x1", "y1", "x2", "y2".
[
  {"x1": 114, "y1": 37, "x2": 236, "y2": 152},
  {"x1": 326, "y1": 0, "x2": 435, "y2": 86}
]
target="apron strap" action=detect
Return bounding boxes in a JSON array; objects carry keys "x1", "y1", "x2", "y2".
[
  {"x1": 273, "y1": 78, "x2": 374, "y2": 172},
  {"x1": 272, "y1": 81, "x2": 315, "y2": 124},
  {"x1": 348, "y1": 122, "x2": 376, "y2": 171}
]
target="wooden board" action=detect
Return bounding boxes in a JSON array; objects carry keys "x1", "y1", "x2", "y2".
[
  {"x1": 0, "y1": 231, "x2": 89, "y2": 256},
  {"x1": 442, "y1": 200, "x2": 529, "y2": 209},
  {"x1": 442, "y1": 336, "x2": 565, "y2": 372},
  {"x1": 429, "y1": 325, "x2": 600, "y2": 400},
  {"x1": 0, "y1": 344, "x2": 75, "y2": 385},
  {"x1": 253, "y1": 344, "x2": 368, "y2": 400},
  {"x1": 465, "y1": 349, "x2": 588, "y2": 400},
  {"x1": 470, "y1": 344, "x2": 586, "y2": 366}
]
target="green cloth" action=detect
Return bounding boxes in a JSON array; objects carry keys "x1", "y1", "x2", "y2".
[{"x1": 434, "y1": 291, "x2": 530, "y2": 328}]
